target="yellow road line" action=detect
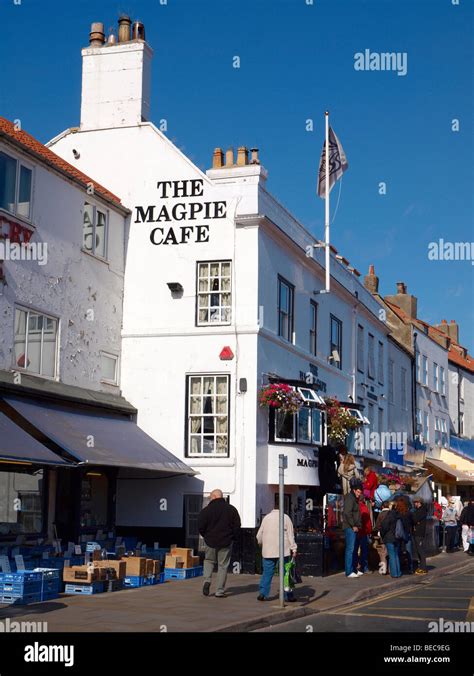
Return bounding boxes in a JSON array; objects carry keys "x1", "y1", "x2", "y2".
[
  {"x1": 362, "y1": 606, "x2": 468, "y2": 612},
  {"x1": 340, "y1": 611, "x2": 439, "y2": 621},
  {"x1": 401, "y1": 595, "x2": 472, "y2": 599},
  {"x1": 328, "y1": 585, "x2": 420, "y2": 614},
  {"x1": 467, "y1": 597, "x2": 474, "y2": 622}
]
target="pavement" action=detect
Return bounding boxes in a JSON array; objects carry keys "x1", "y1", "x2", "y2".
[{"x1": 0, "y1": 550, "x2": 472, "y2": 633}]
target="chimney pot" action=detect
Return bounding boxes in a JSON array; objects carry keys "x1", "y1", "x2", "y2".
[
  {"x1": 212, "y1": 148, "x2": 224, "y2": 169},
  {"x1": 250, "y1": 147, "x2": 260, "y2": 164},
  {"x1": 118, "y1": 15, "x2": 132, "y2": 43},
  {"x1": 236, "y1": 146, "x2": 249, "y2": 166},
  {"x1": 396, "y1": 282, "x2": 407, "y2": 294},
  {"x1": 225, "y1": 147, "x2": 234, "y2": 167},
  {"x1": 364, "y1": 264, "x2": 379, "y2": 294},
  {"x1": 89, "y1": 22, "x2": 105, "y2": 47},
  {"x1": 132, "y1": 21, "x2": 145, "y2": 41}
]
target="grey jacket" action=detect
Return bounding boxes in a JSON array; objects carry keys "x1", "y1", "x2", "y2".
[{"x1": 342, "y1": 491, "x2": 362, "y2": 530}]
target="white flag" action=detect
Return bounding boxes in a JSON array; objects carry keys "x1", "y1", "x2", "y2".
[{"x1": 317, "y1": 127, "x2": 348, "y2": 198}]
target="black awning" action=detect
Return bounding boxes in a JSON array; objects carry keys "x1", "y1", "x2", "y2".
[
  {"x1": 4, "y1": 397, "x2": 194, "y2": 475},
  {"x1": 0, "y1": 411, "x2": 70, "y2": 466}
]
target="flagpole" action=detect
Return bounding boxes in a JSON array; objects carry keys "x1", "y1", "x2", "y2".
[{"x1": 325, "y1": 111, "x2": 330, "y2": 292}]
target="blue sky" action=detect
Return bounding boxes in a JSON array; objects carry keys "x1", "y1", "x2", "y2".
[{"x1": 1, "y1": 0, "x2": 473, "y2": 349}]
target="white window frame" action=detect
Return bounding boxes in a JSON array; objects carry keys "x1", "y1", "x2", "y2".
[
  {"x1": 0, "y1": 150, "x2": 34, "y2": 221},
  {"x1": 422, "y1": 355, "x2": 428, "y2": 386},
  {"x1": 441, "y1": 419, "x2": 448, "y2": 447},
  {"x1": 459, "y1": 412, "x2": 464, "y2": 436},
  {"x1": 424, "y1": 412, "x2": 430, "y2": 442},
  {"x1": 100, "y1": 351, "x2": 119, "y2": 385},
  {"x1": 197, "y1": 261, "x2": 232, "y2": 326},
  {"x1": 273, "y1": 387, "x2": 326, "y2": 446},
  {"x1": 433, "y1": 363, "x2": 439, "y2": 392},
  {"x1": 440, "y1": 367, "x2": 446, "y2": 395},
  {"x1": 82, "y1": 202, "x2": 109, "y2": 260},
  {"x1": 310, "y1": 300, "x2": 318, "y2": 356},
  {"x1": 357, "y1": 325, "x2": 364, "y2": 373},
  {"x1": 416, "y1": 352, "x2": 421, "y2": 383},
  {"x1": 434, "y1": 417, "x2": 441, "y2": 445},
  {"x1": 187, "y1": 374, "x2": 230, "y2": 457},
  {"x1": 388, "y1": 359, "x2": 394, "y2": 404},
  {"x1": 274, "y1": 409, "x2": 296, "y2": 443},
  {"x1": 377, "y1": 341, "x2": 384, "y2": 385},
  {"x1": 13, "y1": 306, "x2": 59, "y2": 379}
]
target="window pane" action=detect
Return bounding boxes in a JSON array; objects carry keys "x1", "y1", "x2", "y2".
[
  {"x1": 190, "y1": 377, "x2": 202, "y2": 395},
  {"x1": 280, "y1": 283, "x2": 288, "y2": 313},
  {"x1": 199, "y1": 279, "x2": 209, "y2": 292},
  {"x1": 80, "y1": 474, "x2": 108, "y2": 527},
  {"x1": 221, "y1": 262, "x2": 231, "y2": 276},
  {"x1": 17, "y1": 166, "x2": 32, "y2": 218},
  {"x1": 312, "y1": 409, "x2": 322, "y2": 444},
  {"x1": 275, "y1": 410, "x2": 295, "y2": 440},
  {"x1": 83, "y1": 203, "x2": 94, "y2": 252},
  {"x1": 14, "y1": 309, "x2": 27, "y2": 369},
  {"x1": 190, "y1": 397, "x2": 201, "y2": 414},
  {"x1": 203, "y1": 377, "x2": 214, "y2": 395},
  {"x1": 95, "y1": 209, "x2": 107, "y2": 258},
  {"x1": 27, "y1": 312, "x2": 42, "y2": 374},
  {"x1": 203, "y1": 436, "x2": 215, "y2": 453},
  {"x1": 101, "y1": 354, "x2": 117, "y2": 382},
  {"x1": 297, "y1": 408, "x2": 311, "y2": 442},
  {"x1": 0, "y1": 470, "x2": 44, "y2": 535},
  {"x1": 41, "y1": 317, "x2": 57, "y2": 377},
  {"x1": 216, "y1": 417, "x2": 228, "y2": 433},
  {"x1": 210, "y1": 263, "x2": 219, "y2": 277},
  {"x1": 199, "y1": 309, "x2": 208, "y2": 323},
  {"x1": 216, "y1": 436, "x2": 228, "y2": 454},
  {"x1": 190, "y1": 436, "x2": 201, "y2": 454},
  {"x1": 0, "y1": 152, "x2": 17, "y2": 212}
]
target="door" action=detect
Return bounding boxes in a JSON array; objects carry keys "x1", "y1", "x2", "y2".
[{"x1": 184, "y1": 494, "x2": 210, "y2": 551}]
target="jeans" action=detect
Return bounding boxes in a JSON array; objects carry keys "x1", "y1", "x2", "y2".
[
  {"x1": 259, "y1": 557, "x2": 294, "y2": 600},
  {"x1": 386, "y1": 542, "x2": 401, "y2": 577},
  {"x1": 344, "y1": 528, "x2": 357, "y2": 576},
  {"x1": 445, "y1": 525, "x2": 457, "y2": 551},
  {"x1": 354, "y1": 534, "x2": 369, "y2": 572},
  {"x1": 412, "y1": 535, "x2": 427, "y2": 570},
  {"x1": 404, "y1": 537, "x2": 414, "y2": 572},
  {"x1": 203, "y1": 545, "x2": 232, "y2": 594}
]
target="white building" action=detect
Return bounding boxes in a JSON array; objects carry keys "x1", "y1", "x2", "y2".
[
  {"x1": 0, "y1": 116, "x2": 191, "y2": 547},
  {"x1": 48, "y1": 18, "x2": 392, "y2": 553}
]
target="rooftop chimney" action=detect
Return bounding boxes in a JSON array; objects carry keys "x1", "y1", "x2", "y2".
[
  {"x1": 385, "y1": 281, "x2": 417, "y2": 319},
  {"x1": 212, "y1": 148, "x2": 224, "y2": 169},
  {"x1": 435, "y1": 319, "x2": 459, "y2": 344},
  {"x1": 89, "y1": 22, "x2": 105, "y2": 47},
  {"x1": 250, "y1": 147, "x2": 260, "y2": 164},
  {"x1": 80, "y1": 18, "x2": 152, "y2": 130},
  {"x1": 236, "y1": 146, "x2": 249, "y2": 166},
  {"x1": 363, "y1": 264, "x2": 379, "y2": 294},
  {"x1": 118, "y1": 15, "x2": 131, "y2": 43},
  {"x1": 225, "y1": 148, "x2": 234, "y2": 167}
]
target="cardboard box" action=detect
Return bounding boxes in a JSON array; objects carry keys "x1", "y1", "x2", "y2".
[
  {"x1": 146, "y1": 559, "x2": 154, "y2": 575},
  {"x1": 165, "y1": 554, "x2": 184, "y2": 569},
  {"x1": 122, "y1": 556, "x2": 146, "y2": 577},
  {"x1": 93, "y1": 560, "x2": 126, "y2": 579},
  {"x1": 191, "y1": 556, "x2": 200, "y2": 567},
  {"x1": 92, "y1": 549, "x2": 102, "y2": 561},
  {"x1": 170, "y1": 548, "x2": 194, "y2": 568},
  {"x1": 153, "y1": 560, "x2": 161, "y2": 576},
  {"x1": 63, "y1": 566, "x2": 100, "y2": 584}
]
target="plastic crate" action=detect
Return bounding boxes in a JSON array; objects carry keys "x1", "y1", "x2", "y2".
[
  {"x1": 123, "y1": 576, "x2": 145, "y2": 588},
  {"x1": 1, "y1": 592, "x2": 42, "y2": 605},
  {"x1": 64, "y1": 582, "x2": 105, "y2": 595},
  {"x1": 40, "y1": 591, "x2": 59, "y2": 601},
  {"x1": 164, "y1": 567, "x2": 195, "y2": 580},
  {"x1": 0, "y1": 581, "x2": 42, "y2": 594},
  {"x1": 104, "y1": 579, "x2": 123, "y2": 592},
  {"x1": 0, "y1": 571, "x2": 43, "y2": 584},
  {"x1": 193, "y1": 566, "x2": 203, "y2": 578}
]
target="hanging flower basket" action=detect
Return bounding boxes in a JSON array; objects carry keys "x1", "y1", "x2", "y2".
[
  {"x1": 325, "y1": 397, "x2": 361, "y2": 445},
  {"x1": 259, "y1": 383, "x2": 303, "y2": 414}
]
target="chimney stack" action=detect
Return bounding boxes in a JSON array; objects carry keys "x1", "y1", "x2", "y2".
[
  {"x1": 236, "y1": 146, "x2": 249, "y2": 166},
  {"x1": 385, "y1": 281, "x2": 417, "y2": 319},
  {"x1": 132, "y1": 21, "x2": 145, "y2": 41},
  {"x1": 118, "y1": 15, "x2": 132, "y2": 43},
  {"x1": 89, "y1": 22, "x2": 105, "y2": 47},
  {"x1": 225, "y1": 147, "x2": 234, "y2": 167},
  {"x1": 212, "y1": 148, "x2": 224, "y2": 168},
  {"x1": 363, "y1": 264, "x2": 379, "y2": 294},
  {"x1": 435, "y1": 319, "x2": 459, "y2": 344}
]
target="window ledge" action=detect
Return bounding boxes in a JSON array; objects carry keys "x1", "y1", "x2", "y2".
[
  {"x1": 81, "y1": 248, "x2": 109, "y2": 265},
  {"x1": 187, "y1": 458, "x2": 234, "y2": 467},
  {"x1": 0, "y1": 207, "x2": 34, "y2": 229}
]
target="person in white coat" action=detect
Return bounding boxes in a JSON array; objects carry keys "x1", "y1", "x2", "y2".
[{"x1": 256, "y1": 507, "x2": 297, "y2": 601}]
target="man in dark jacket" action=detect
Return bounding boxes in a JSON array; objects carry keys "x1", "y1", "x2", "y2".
[
  {"x1": 412, "y1": 497, "x2": 428, "y2": 574},
  {"x1": 342, "y1": 480, "x2": 363, "y2": 578},
  {"x1": 197, "y1": 489, "x2": 241, "y2": 597}
]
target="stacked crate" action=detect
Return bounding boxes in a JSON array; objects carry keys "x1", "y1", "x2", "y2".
[
  {"x1": 0, "y1": 571, "x2": 43, "y2": 605},
  {"x1": 164, "y1": 547, "x2": 203, "y2": 580}
]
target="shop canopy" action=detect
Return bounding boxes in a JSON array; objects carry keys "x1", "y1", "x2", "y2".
[
  {"x1": 4, "y1": 397, "x2": 195, "y2": 475},
  {"x1": 450, "y1": 436, "x2": 474, "y2": 461},
  {"x1": 0, "y1": 411, "x2": 70, "y2": 466},
  {"x1": 424, "y1": 457, "x2": 474, "y2": 485}
]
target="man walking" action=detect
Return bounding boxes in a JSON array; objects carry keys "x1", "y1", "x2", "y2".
[
  {"x1": 412, "y1": 497, "x2": 428, "y2": 574},
  {"x1": 460, "y1": 499, "x2": 474, "y2": 554},
  {"x1": 198, "y1": 489, "x2": 241, "y2": 598},
  {"x1": 256, "y1": 502, "x2": 297, "y2": 601},
  {"x1": 342, "y1": 479, "x2": 363, "y2": 578}
]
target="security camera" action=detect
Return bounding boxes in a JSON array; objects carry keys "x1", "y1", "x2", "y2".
[{"x1": 73, "y1": 149, "x2": 80, "y2": 159}]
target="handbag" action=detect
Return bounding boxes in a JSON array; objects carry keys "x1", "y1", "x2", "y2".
[{"x1": 395, "y1": 517, "x2": 406, "y2": 542}]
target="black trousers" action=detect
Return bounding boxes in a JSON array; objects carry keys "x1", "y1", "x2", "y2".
[{"x1": 412, "y1": 535, "x2": 427, "y2": 570}]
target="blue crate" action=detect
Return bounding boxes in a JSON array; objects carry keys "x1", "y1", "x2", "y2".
[
  {"x1": 1, "y1": 592, "x2": 42, "y2": 605},
  {"x1": 122, "y1": 537, "x2": 138, "y2": 550},
  {"x1": 64, "y1": 582, "x2": 104, "y2": 595},
  {"x1": 193, "y1": 566, "x2": 203, "y2": 578},
  {"x1": 164, "y1": 567, "x2": 194, "y2": 580},
  {"x1": 0, "y1": 581, "x2": 42, "y2": 594},
  {"x1": 0, "y1": 571, "x2": 43, "y2": 584},
  {"x1": 104, "y1": 579, "x2": 124, "y2": 592},
  {"x1": 40, "y1": 591, "x2": 59, "y2": 601},
  {"x1": 123, "y1": 576, "x2": 145, "y2": 588}
]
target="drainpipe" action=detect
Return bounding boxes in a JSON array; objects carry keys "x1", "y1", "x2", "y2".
[
  {"x1": 412, "y1": 331, "x2": 419, "y2": 457},
  {"x1": 457, "y1": 367, "x2": 461, "y2": 437}
]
